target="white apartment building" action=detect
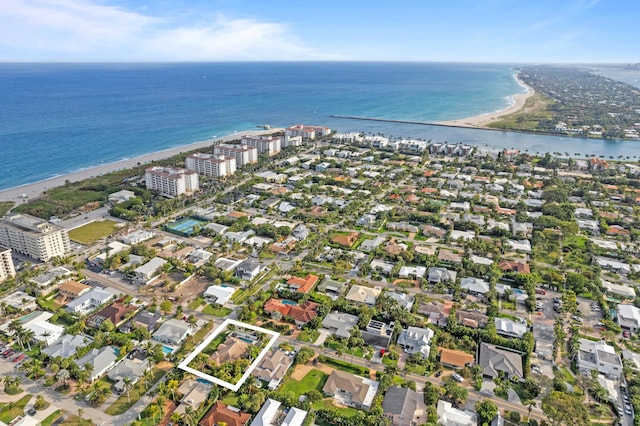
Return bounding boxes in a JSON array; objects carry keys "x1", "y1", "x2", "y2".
[
  {"x1": 145, "y1": 167, "x2": 199, "y2": 197},
  {"x1": 185, "y1": 153, "x2": 237, "y2": 178},
  {"x1": 214, "y1": 144, "x2": 258, "y2": 167},
  {"x1": 285, "y1": 124, "x2": 332, "y2": 140},
  {"x1": 576, "y1": 339, "x2": 622, "y2": 379},
  {"x1": 0, "y1": 246, "x2": 16, "y2": 282},
  {"x1": 0, "y1": 215, "x2": 70, "y2": 262},
  {"x1": 241, "y1": 136, "x2": 282, "y2": 156}
]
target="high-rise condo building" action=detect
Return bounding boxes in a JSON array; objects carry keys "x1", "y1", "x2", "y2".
[
  {"x1": 145, "y1": 167, "x2": 199, "y2": 197},
  {"x1": 0, "y1": 215, "x2": 71, "y2": 262}
]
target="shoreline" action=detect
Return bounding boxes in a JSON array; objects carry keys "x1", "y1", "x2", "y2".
[
  {"x1": 0, "y1": 128, "x2": 282, "y2": 205},
  {"x1": 436, "y1": 73, "x2": 535, "y2": 128}
]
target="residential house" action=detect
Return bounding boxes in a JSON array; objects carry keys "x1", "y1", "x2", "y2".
[
  {"x1": 456, "y1": 310, "x2": 490, "y2": 329},
  {"x1": 175, "y1": 379, "x2": 212, "y2": 415},
  {"x1": 263, "y1": 299, "x2": 319, "y2": 327},
  {"x1": 322, "y1": 311, "x2": 359, "y2": 339},
  {"x1": 397, "y1": 327, "x2": 434, "y2": 358},
  {"x1": 25, "y1": 319, "x2": 64, "y2": 347},
  {"x1": 370, "y1": 259, "x2": 395, "y2": 276},
  {"x1": 203, "y1": 285, "x2": 236, "y2": 305},
  {"x1": 211, "y1": 336, "x2": 249, "y2": 365},
  {"x1": 382, "y1": 386, "x2": 424, "y2": 426},
  {"x1": 58, "y1": 280, "x2": 91, "y2": 299},
  {"x1": 345, "y1": 285, "x2": 381, "y2": 306},
  {"x1": 108, "y1": 352, "x2": 150, "y2": 393},
  {"x1": 119, "y1": 310, "x2": 162, "y2": 334},
  {"x1": 478, "y1": 343, "x2": 524, "y2": 381},
  {"x1": 398, "y1": 265, "x2": 426, "y2": 279},
  {"x1": 438, "y1": 347, "x2": 474, "y2": 369},
  {"x1": 417, "y1": 301, "x2": 453, "y2": 327},
  {"x1": 251, "y1": 349, "x2": 295, "y2": 390},
  {"x1": 437, "y1": 400, "x2": 477, "y2": 426},
  {"x1": 494, "y1": 317, "x2": 527, "y2": 339},
  {"x1": 360, "y1": 237, "x2": 386, "y2": 252},
  {"x1": 285, "y1": 274, "x2": 319, "y2": 294},
  {"x1": 386, "y1": 292, "x2": 414, "y2": 311},
  {"x1": 498, "y1": 260, "x2": 530, "y2": 274},
  {"x1": 77, "y1": 346, "x2": 118, "y2": 382},
  {"x1": 438, "y1": 249, "x2": 463, "y2": 265},
  {"x1": 461, "y1": 277, "x2": 490, "y2": 297},
  {"x1": 427, "y1": 267, "x2": 457, "y2": 284},
  {"x1": 42, "y1": 334, "x2": 92, "y2": 359},
  {"x1": 0, "y1": 291, "x2": 36, "y2": 311},
  {"x1": 316, "y1": 277, "x2": 348, "y2": 300},
  {"x1": 617, "y1": 304, "x2": 640, "y2": 332},
  {"x1": 322, "y1": 370, "x2": 379, "y2": 410},
  {"x1": 65, "y1": 288, "x2": 116, "y2": 315},
  {"x1": 152, "y1": 318, "x2": 193, "y2": 346},
  {"x1": 576, "y1": 339, "x2": 622, "y2": 379},
  {"x1": 133, "y1": 257, "x2": 167, "y2": 284},
  {"x1": 236, "y1": 259, "x2": 263, "y2": 281},
  {"x1": 87, "y1": 302, "x2": 137, "y2": 328},
  {"x1": 198, "y1": 402, "x2": 251, "y2": 426},
  {"x1": 251, "y1": 399, "x2": 308, "y2": 426},
  {"x1": 362, "y1": 319, "x2": 394, "y2": 348}
]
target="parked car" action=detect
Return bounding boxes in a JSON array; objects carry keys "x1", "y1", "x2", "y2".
[
  {"x1": 452, "y1": 373, "x2": 464, "y2": 383},
  {"x1": 535, "y1": 288, "x2": 547, "y2": 295},
  {"x1": 27, "y1": 408, "x2": 36, "y2": 416},
  {"x1": 623, "y1": 330, "x2": 630, "y2": 338},
  {"x1": 13, "y1": 353, "x2": 25, "y2": 363},
  {"x1": 435, "y1": 371, "x2": 443, "y2": 378},
  {"x1": 572, "y1": 315, "x2": 583, "y2": 323}
]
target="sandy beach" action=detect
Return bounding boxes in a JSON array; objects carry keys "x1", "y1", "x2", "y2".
[
  {"x1": 436, "y1": 74, "x2": 535, "y2": 128},
  {"x1": 0, "y1": 128, "x2": 282, "y2": 205}
]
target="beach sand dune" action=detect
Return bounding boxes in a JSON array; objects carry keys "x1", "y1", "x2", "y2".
[
  {"x1": 0, "y1": 128, "x2": 282, "y2": 205},
  {"x1": 436, "y1": 75, "x2": 534, "y2": 129}
]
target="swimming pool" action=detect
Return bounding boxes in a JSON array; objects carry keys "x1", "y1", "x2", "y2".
[
  {"x1": 161, "y1": 345, "x2": 174, "y2": 355},
  {"x1": 165, "y1": 216, "x2": 208, "y2": 236},
  {"x1": 512, "y1": 288, "x2": 525, "y2": 295},
  {"x1": 281, "y1": 299, "x2": 298, "y2": 306}
]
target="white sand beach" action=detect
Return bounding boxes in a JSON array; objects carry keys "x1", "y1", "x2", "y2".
[
  {"x1": 0, "y1": 128, "x2": 282, "y2": 205},
  {"x1": 437, "y1": 75, "x2": 535, "y2": 128}
]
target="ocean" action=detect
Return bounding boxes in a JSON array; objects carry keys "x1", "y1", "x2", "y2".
[{"x1": 0, "y1": 62, "x2": 638, "y2": 191}]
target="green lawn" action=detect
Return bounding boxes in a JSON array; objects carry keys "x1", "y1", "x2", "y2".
[
  {"x1": 40, "y1": 410, "x2": 63, "y2": 426},
  {"x1": 280, "y1": 369, "x2": 328, "y2": 397},
  {"x1": 0, "y1": 201, "x2": 14, "y2": 217},
  {"x1": 104, "y1": 365, "x2": 169, "y2": 415},
  {"x1": 221, "y1": 394, "x2": 239, "y2": 407},
  {"x1": 322, "y1": 357, "x2": 369, "y2": 376},
  {"x1": 559, "y1": 367, "x2": 577, "y2": 385},
  {"x1": 188, "y1": 297, "x2": 205, "y2": 310},
  {"x1": 324, "y1": 341, "x2": 364, "y2": 358},
  {"x1": 202, "y1": 304, "x2": 233, "y2": 317},
  {"x1": 312, "y1": 399, "x2": 361, "y2": 417},
  {"x1": 177, "y1": 321, "x2": 213, "y2": 357},
  {"x1": 57, "y1": 414, "x2": 94, "y2": 426},
  {"x1": 0, "y1": 394, "x2": 32, "y2": 423},
  {"x1": 296, "y1": 329, "x2": 319, "y2": 343},
  {"x1": 68, "y1": 220, "x2": 120, "y2": 245}
]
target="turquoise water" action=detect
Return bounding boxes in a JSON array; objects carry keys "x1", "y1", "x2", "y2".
[
  {"x1": 1, "y1": 62, "x2": 639, "y2": 191},
  {"x1": 161, "y1": 345, "x2": 174, "y2": 355},
  {"x1": 281, "y1": 299, "x2": 298, "y2": 306}
]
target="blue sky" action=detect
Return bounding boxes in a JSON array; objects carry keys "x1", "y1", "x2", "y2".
[{"x1": 0, "y1": 0, "x2": 637, "y2": 62}]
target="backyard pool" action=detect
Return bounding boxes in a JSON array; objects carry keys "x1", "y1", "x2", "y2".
[
  {"x1": 162, "y1": 345, "x2": 174, "y2": 355},
  {"x1": 281, "y1": 299, "x2": 298, "y2": 306}
]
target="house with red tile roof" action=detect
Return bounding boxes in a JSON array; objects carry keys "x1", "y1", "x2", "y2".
[
  {"x1": 498, "y1": 260, "x2": 531, "y2": 274},
  {"x1": 199, "y1": 402, "x2": 251, "y2": 426},
  {"x1": 285, "y1": 274, "x2": 319, "y2": 294},
  {"x1": 263, "y1": 299, "x2": 319, "y2": 326}
]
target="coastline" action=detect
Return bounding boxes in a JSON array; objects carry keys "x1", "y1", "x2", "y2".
[
  {"x1": 436, "y1": 73, "x2": 535, "y2": 128},
  {"x1": 0, "y1": 128, "x2": 282, "y2": 205}
]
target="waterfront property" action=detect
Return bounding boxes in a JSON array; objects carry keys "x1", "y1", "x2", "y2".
[
  {"x1": 0, "y1": 214, "x2": 70, "y2": 261},
  {"x1": 145, "y1": 166, "x2": 199, "y2": 197}
]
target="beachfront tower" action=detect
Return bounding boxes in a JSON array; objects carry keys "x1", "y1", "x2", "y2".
[
  {"x1": 145, "y1": 167, "x2": 199, "y2": 198},
  {"x1": 0, "y1": 246, "x2": 16, "y2": 282},
  {"x1": 185, "y1": 153, "x2": 237, "y2": 178},
  {"x1": 0, "y1": 215, "x2": 71, "y2": 262}
]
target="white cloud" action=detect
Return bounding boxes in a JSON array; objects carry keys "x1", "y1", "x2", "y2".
[{"x1": 0, "y1": 0, "x2": 339, "y2": 61}]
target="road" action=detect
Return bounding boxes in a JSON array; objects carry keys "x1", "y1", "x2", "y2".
[{"x1": 282, "y1": 337, "x2": 549, "y2": 422}]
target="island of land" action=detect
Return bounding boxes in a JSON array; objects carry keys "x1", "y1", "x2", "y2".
[{"x1": 0, "y1": 121, "x2": 638, "y2": 426}]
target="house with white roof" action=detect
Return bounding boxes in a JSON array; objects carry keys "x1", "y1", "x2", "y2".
[
  {"x1": 576, "y1": 339, "x2": 622, "y2": 379},
  {"x1": 617, "y1": 304, "x2": 640, "y2": 332},
  {"x1": 603, "y1": 282, "x2": 636, "y2": 299},
  {"x1": 437, "y1": 400, "x2": 477, "y2": 426},
  {"x1": 77, "y1": 346, "x2": 118, "y2": 382},
  {"x1": 65, "y1": 288, "x2": 116, "y2": 315},
  {"x1": 133, "y1": 257, "x2": 167, "y2": 284},
  {"x1": 25, "y1": 320, "x2": 64, "y2": 347},
  {"x1": 203, "y1": 285, "x2": 236, "y2": 305},
  {"x1": 152, "y1": 318, "x2": 193, "y2": 346},
  {"x1": 397, "y1": 327, "x2": 434, "y2": 359},
  {"x1": 398, "y1": 265, "x2": 427, "y2": 279},
  {"x1": 494, "y1": 317, "x2": 527, "y2": 339},
  {"x1": 386, "y1": 292, "x2": 414, "y2": 311}
]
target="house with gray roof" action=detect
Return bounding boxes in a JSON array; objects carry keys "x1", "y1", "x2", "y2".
[
  {"x1": 251, "y1": 349, "x2": 295, "y2": 390},
  {"x1": 382, "y1": 386, "x2": 424, "y2": 426},
  {"x1": 133, "y1": 257, "x2": 167, "y2": 284},
  {"x1": 42, "y1": 334, "x2": 92, "y2": 359},
  {"x1": 478, "y1": 343, "x2": 524, "y2": 381},
  {"x1": 316, "y1": 277, "x2": 348, "y2": 300},
  {"x1": 322, "y1": 311, "x2": 359, "y2": 339},
  {"x1": 77, "y1": 346, "x2": 118, "y2": 382},
  {"x1": 386, "y1": 292, "x2": 414, "y2": 311},
  {"x1": 494, "y1": 317, "x2": 527, "y2": 339},
  {"x1": 322, "y1": 370, "x2": 379, "y2": 410},
  {"x1": 108, "y1": 355, "x2": 150, "y2": 392},
  {"x1": 427, "y1": 267, "x2": 457, "y2": 284},
  {"x1": 152, "y1": 318, "x2": 192, "y2": 346},
  {"x1": 461, "y1": 277, "x2": 490, "y2": 296}
]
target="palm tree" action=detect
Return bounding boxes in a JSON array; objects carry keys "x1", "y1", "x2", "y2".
[
  {"x1": 56, "y1": 369, "x2": 70, "y2": 387},
  {"x1": 123, "y1": 376, "x2": 133, "y2": 404},
  {"x1": 527, "y1": 401, "x2": 537, "y2": 422}
]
